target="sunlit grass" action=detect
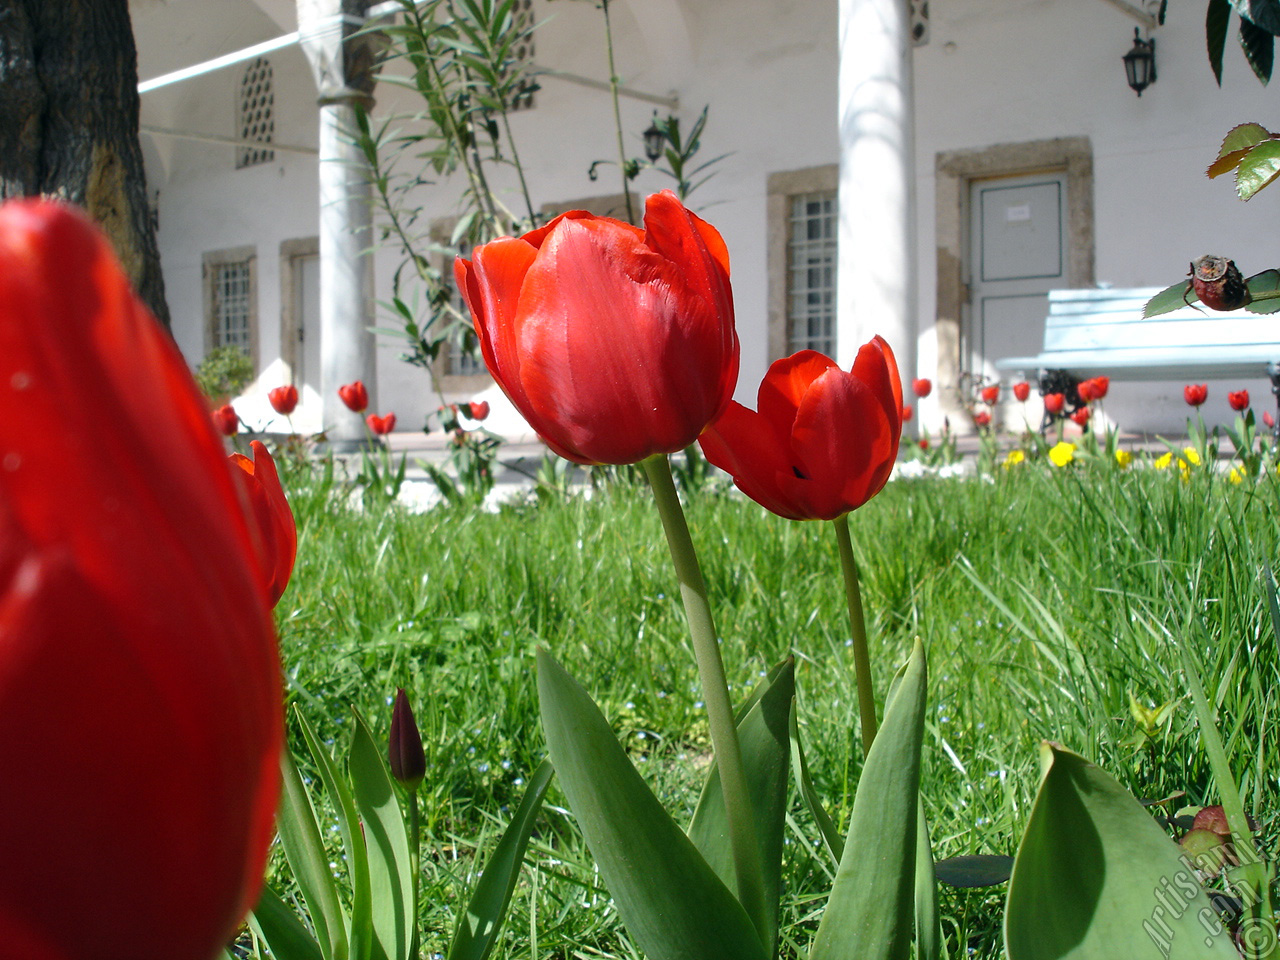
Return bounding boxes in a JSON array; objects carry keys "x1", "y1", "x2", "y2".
[{"x1": 271, "y1": 457, "x2": 1280, "y2": 959}]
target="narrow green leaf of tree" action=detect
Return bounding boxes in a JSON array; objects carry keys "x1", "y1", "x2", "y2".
[
  {"x1": 914, "y1": 800, "x2": 944, "y2": 960},
  {"x1": 536, "y1": 649, "x2": 769, "y2": 960},
  {"x1": 349, "y1": 710, "x2": 415, "y2": 960},
  {"x1": 1143, "y1": 280, "x2": 1197, "y2": 318},
  {"x1": 789, "y1": 705, "x2": 844, "y2": 867},
  {"x1": 275, "y1": 742, "x2": 349, "y2": 960},
  {"x1": 1239, "y1": 17, "x2": 1275, "y2": 84},
  {"x1": 809, "y1": 639, "x2": 927, "y2": 960},
  {"x1": 448, "y1": 759, "x2": 554, "y2": 960},
  {"x1": 1207, "y1": 0, "x2": 1233, "y2": 83},
  {"x1": 298, "y1": 709, "x2": 375, "y2": 960},
  {"x1": 249, "y1": 884, "x2": 326, "y2": 960},
  {"x1": 1004, "y1": 743, "x2": 1241, "y2": 960},
  {"x1": 1235, "y1": 139, "x2": 1280, "y2": 199},
  {"x1": 1207, "y1": 121, "x2": 1272, "y2": 176},
  {"x1": 687, "y1": 658, "x2": 795, "y2": 956}
]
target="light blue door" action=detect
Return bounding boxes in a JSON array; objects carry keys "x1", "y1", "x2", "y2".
[{"x1": 968, "y1": 172, "x2": 1068, "y2": 381}]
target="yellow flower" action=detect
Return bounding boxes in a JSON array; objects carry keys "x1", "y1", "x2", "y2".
[
  {"x1": 1154, "y1": 452, "x2": 1173, "y2": 470},
  {"x1": 1114, "y1": 449, "x2": 1132, "y2": 469},
  {"x1": 1049, "y1": 441, "x2": 1076, "y2": 467},
  {"x1": 1178, "y1": 459, "x2": 1191, "y2": 483},
  {"x1": 1182, "y1": 447, "x2": 1201, "y2": 466},
  {"x1": 1003, "y1": 449, "x2": 1026, "y2": 469},
  {"x1": 1229, "y1": 466, "x2": 1245, "y2": 485}
]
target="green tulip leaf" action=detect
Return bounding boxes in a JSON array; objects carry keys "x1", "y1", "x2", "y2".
[
  {"x1": 915, "y1": 800, "x2": 944, "y2": 960},
  {"x1": 1143, "y1": 280, "x2": 1197, "y2": 318},
  {"x1": 934, "y1": 854, "x2": 1015, "y2": 888},
  {"x1": 687, "y1": 658, "x2": 794, "y2": 955},
  {"x1": 810, "y1": 638, "x2": 927, "y2": 960},
  {"x1": 449, "y1": 758, "x2": 554, "y2": 960},
  {"x1": 298, "y1": 708, "x2": 375, "y2": 960},
  {"x1": 1236, "y1": 139, "x2": 1280, "y2": 200},
  {"x1": 249, "y1": 884, "x2": 326, "y2": 960},
  {"x1": 275, "y1": 740, "x2": 349, "y2": 960},
  {"x1": 789, "y1": 704, "x2": 844, "y2": 867},
  {"x1": 1004, "y1": 743, "x2": 1242, "y2": 960},
  {"x1": 349, "y1": 709, "x2": 415, "y2": 960},
  {"x1": 536, "y1": 648, "x2": 768, "y2": 960}
]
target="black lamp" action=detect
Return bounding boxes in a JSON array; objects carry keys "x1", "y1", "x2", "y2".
[
  {"x1": 643, "y1": 116, "x2": 666, "y2": 162},
  {"x1": 1123, "y1": 27, "x2": 1156, "y2": 96}
]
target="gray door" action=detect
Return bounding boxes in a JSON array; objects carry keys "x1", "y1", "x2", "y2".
[
  {"x1": 295, "y1": 252, "x2": 321, "y2": 394},
  {"x1": 968, "y1": 172, "x2": 1068, "y2": 381}
]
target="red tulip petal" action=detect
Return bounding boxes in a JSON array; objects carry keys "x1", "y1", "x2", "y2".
[
  {"x1": 699, "y1": 402, "x2": 809, "y2": 520},
  {"x1": 757, "y1": 351, "x2": 840, "y2": 429},
  {"x1": 851, "y1": 336, "x2": 903, "y2": 435}
]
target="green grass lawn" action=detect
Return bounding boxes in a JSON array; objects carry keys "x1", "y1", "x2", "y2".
[{"x1": 271, "y1": 458, "x2": 1280, "y2": 959}]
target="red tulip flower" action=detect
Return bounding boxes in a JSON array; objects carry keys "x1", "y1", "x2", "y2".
[
  {"x1": 1228, "y1": 389, "x2": 1250, "y2": 411},
  {"x1": 1070, "y1": 406, "x2": 1091, "y2": 427},
  {"x1": 1044, "y1": 393, "x2": 1066, "y2": 415},
  {"x1": 229, "y1": 441, "x2": 297, "y2": 606},
  {"x1": 1082, "y1": 376, "x2": 1109, "y2": 402},
  {"x1": 389, "y1": 688, "x2": 427, "y2": 790},
  {"x1": 699, "y1": 338, "x2": 902, "y2": 521},
  {"x1": 339, "y1": 380, "x2": 369, "y2": 413},
  {"x1": 0, "y1": 200, "x2": 282, "y2": 958},
  {"x1": 213, "y1": 402, "x2": 240, "y2": 436},
  {"x1": 918, "y1": 438, "x2": 929, "y2": 450},
  {"x1": 911, "y1": 377, "x2": 932, "y2": 399},
  {"x1": 1185, "y1": 384, "x2": 1208, "y2": 407},
  {"x1": 980, "y1": 384, "x2": 1000, "y2": 405},
  {"x1": 1265, "y1": 411, "x2": 1276, "y2": 429},
  {"x1": 269, "y1": 384, "x2": 299, "y2": 415},
  {"x1": 468, "y1": 400, "x2": 491, "y2": 421},
  {"x1": 456, "y1": 190, "x2": 738, "y2": 464},
  {"x1": 1013, "y1": 381, "x2": 1031, "y2": 402},
  {"x1": 902, "y1": 404, "x2": 914, "y2": 422},
  {"x1": 974, "y1": 410, "x2": 992, "y2": 428},
  {"x1": 367, "y1": 412, "x2": 397, "y2": 435}
]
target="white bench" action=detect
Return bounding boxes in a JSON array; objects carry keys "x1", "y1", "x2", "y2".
[{"x1": 994, "y1": 287, "x2": 1280, "y2": 385}]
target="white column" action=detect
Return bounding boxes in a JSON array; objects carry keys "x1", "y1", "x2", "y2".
[
  {"x1": 318, "y1": 98, "x2": 376, "y2": 449},
  {"x1": 837, "y1": 0, "x2": 916, "y2": 384}
]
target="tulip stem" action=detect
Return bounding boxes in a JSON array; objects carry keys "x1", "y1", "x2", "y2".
[
  {"x1": 833, "y1": 514, "x2": 878, "y2": 753},
  {"x1": 640, "y1": 454, "x2": 767, "y2": 944},
  {"x1": 408, "y1": 791, "x2": 421, "y2": 955}
]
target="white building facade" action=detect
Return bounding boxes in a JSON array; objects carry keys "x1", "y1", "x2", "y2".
[{"x1": 130, "y1": 0, "x2": 1280, "y2": 440}]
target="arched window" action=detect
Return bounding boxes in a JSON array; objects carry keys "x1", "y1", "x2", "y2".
[{"x1": 236, "y1": 57, "x2": 275, "y2": 168}]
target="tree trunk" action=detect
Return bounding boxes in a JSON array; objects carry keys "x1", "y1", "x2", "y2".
[{"x1": 0, "y1": 0, "x2": 170, "y2": 328}]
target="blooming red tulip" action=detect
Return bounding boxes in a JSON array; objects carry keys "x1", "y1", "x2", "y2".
[
  {"x1": 468, "y1": 400, "x2": 491, "y2": 421},
  {"x1": 339, "y1": 380, "x2": 369, "y2": 413},
  {"x1": 1185, "y1": 384, "x2": 1208, "y2": 407},
  {"x1": 229, "y1": 441, "x2": 297, "y2": 606},
  {"x1": 1044, "y1": 393, "x2": 1066, "y2": 415},
  {"x1": 269, "y1": 384, "x2": 299, "y2": 415},
  {"x1": 213, "y1": 402, "x2": 240, "y2": 436},
  {"x1": 0, "y1": 200, "x2": 282, "y2": 958},
  {"x1": 1265, "y1": 411, "x2": 1276, "y2": 429},
  {"x1": 1013, "y1": 381, "x2": 1031, "y2": 402},
  {"x1": 902, "y1": 404, "x2": 914, "y2": 422},
  {"x1": 389, "y1": 688, "x2": 427, "y2": 789},
  {"x1": 1070, "y1": 406, "x2": 1091, "y2": 427},
  {"x1": 1228, "y1": 389, "x2": 1250, "y2": 411},
  {"x1": 699, "y1": 338, "x2": 901, "y2": 521},
  {"x1": 912, "y1": 378, "x2": 932, "y2": 399},
  {"x1": 1080, "y1": 376, "x2": 1109, "y2": 402},
  {"x1": 367, "y1": 412, "x2": 397, "y2": 435},
  {"x1": 980, "y1": 384, "x2": 1000, "y2": 405},
  {"x1": 974, "y1": 410, "x2": 992, "y2": 428},
  {"x1": 456, "y1": 190, "x2": 738, "y2": 464}
]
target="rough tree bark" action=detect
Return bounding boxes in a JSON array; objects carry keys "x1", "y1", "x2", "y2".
[{"x1": 0, "y1": 0, "x2": 170, "y2": 328}]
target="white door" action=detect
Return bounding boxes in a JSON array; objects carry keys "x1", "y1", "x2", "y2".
[{"x1": 967, "y1": 172, "x2": 1068, "y2": 382}]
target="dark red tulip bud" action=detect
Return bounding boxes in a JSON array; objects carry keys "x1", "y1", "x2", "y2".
[
  {"x1": 980, "y1": 385, "x2": 999, "y2": 405},
  {"x1": 1189, "y1": 256, "x2": 1251, "y2": 312},
  {"x1": 268, "y1": 385, "x2": 298, "y2": 415},
  {"x1": 911, "y1": 378, "x2": 932, "y2": 399},
  {"x1": 1044, "y1": 393, "x2": 1065, "y2": 415},
  {"x1": 1184, "y1": 384, "x2": 1208, "y2": 407},
  {"x1": 338, "y1": 381, "x2": 369, "y2": 413},
  {"x1": 1013, "y1": 381, "x2": 1031, "y2": 402},
  {"x1": 1228, "y1": 390, "x2": 1250, "y2": 412},
  {"x1": 389, "y1": 689, "x2": 426, "y2": 789}
]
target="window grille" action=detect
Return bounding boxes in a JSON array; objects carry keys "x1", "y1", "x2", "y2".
[
  {"x1": 236, "y1": 57, "x2": 275, "y2": 168},
  {"x1": 786, "y1": 192, "x2": 837, "y2": 357},
  {"x1": 213, "y1": 261, "x2": 253, "y2": 352},
  {"x1": 508, "y1": 0, "x2": 537, "y2": 112}
]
